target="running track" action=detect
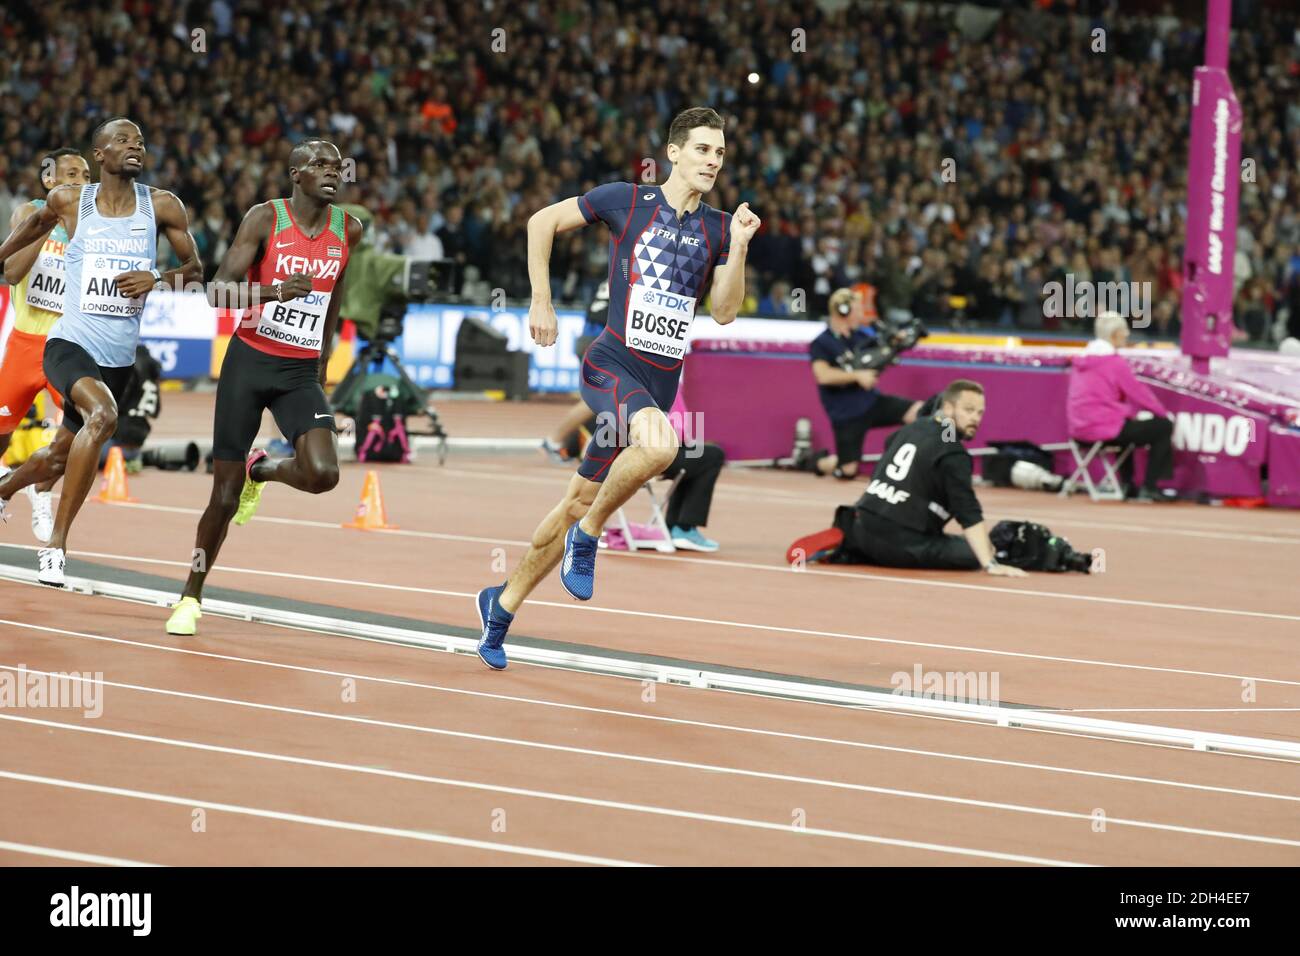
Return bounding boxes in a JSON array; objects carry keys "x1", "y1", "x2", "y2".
[{"x1": 1, "y1": 401, "x2": 1297, "y2": 866}]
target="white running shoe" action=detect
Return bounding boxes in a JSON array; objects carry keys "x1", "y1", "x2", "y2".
[
  {"x1": 25, "y1": 486, "x2": 54, "y2": 544},
  {"x1": 37, "y1": 547, "x2": 66, "y2": 587}
]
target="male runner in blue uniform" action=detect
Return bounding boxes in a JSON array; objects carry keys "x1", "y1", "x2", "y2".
[
  {"x1": 0, "y1": 117, "x2": 201, "y2": 585},
  {"x1": 474, "y1": 106, "x2": 761, "y2": 669}
]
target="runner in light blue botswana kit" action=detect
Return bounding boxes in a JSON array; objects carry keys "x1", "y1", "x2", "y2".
[{"x1": 0, "y1": 117, "x2": 202, "y2": 586}]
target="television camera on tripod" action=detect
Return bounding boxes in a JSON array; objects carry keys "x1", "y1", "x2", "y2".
[{"x1": 328, "y1": 204, "x2": 451, "y2": 464}]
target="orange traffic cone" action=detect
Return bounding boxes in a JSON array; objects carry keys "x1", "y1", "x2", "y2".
[
  {"x1": 95, "y1": 446, "x2": 138, "y2": 504},
  {"x1": 342, "y1": 469, "x2": 397, "y2": 530}
]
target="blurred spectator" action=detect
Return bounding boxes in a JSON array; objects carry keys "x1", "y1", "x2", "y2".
[{"x1": 758, "y1": 280, "x2": 794, "y2": 316}]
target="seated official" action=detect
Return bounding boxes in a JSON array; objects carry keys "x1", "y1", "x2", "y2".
[
  {"x1": 661, "y1": 442, "x2": 726, "y2": 552},
  {"x1": 578, "y1": 385, "x2": 727, "y2": 552},
  {"x1": 1067, "y1": 311, "x2": 1175, "y2": 502},
  {"x1": 660, "y1": 385, "x2": 726, "y2": 552},
  {"x1": 787, "y1": 379, "x2": 1028, "y2": 577},
  {"x1": 799, "y1": 286, "x2": 921, "y2": 479}
]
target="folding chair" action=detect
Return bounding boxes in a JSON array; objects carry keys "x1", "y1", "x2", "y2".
[
  {"x1": 602, "y1": 472, "x2": 685, "y2": 553},
  {"x1": 1060, "y1": 439, "x2": 1133, "y2": 501}
]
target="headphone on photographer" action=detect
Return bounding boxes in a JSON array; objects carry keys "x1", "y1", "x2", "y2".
[{"x1": 830, "y1": 287, "x2": 854, "y2": 318}]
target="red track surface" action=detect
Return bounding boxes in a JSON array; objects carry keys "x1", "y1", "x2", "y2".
[{"x1": 2, "y1": 396, "x2": 1298, "y2": 865}]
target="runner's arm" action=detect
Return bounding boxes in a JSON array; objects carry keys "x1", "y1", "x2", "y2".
[
  {"x1": 115, "y1": 191, "x2": 202, "y2": 298},
  {"x1": 0, "y1": 188, "x2": 68, "y2": 275},
  {"x1": 527, "y1": 197, "x2": 588, "y2": 305},
  {"x1": 153, "y1": 191, "x2": 203, "y2": 290},
  {"x1": 207, "y1": 203, "x2": 279, "y2": 309},
  {"x1": 709, "y1": 254, "x2": 746, "y2": 325},
  {"x1": 317, "y1": 214, "x2": 364, "y2": 385},
  {"x1": 709, "y1": 203, "x2": 760, "y2": 325},
  {"x1": 3, "y1": 201, "x2": 55, "y2": 285},
  {"x1": 526, "y1": 197, "x2": 590, "y2": 346}
]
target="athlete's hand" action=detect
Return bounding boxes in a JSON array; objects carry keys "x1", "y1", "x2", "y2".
[
  {"x1": 730, "y1": 202, "x2": 761, "y2": 247},
  {"x1": 855, "y1": 369, "x2": 879, "y2": 390},
  {"x1": 114, "y1": 271, "x2": 158, "y2": 298},
  {"x1": 278, "y1": 272, "x2": 315, "y2": 302},
  {"x1": 529, "y1": 299, "x2": 558, "y2": 347},
  {"x1": 987, "y1": 563, "x2": 1028, "y2": 578}
]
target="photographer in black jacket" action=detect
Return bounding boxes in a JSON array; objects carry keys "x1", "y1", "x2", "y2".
[
  {"x1": 798, "y1": 287, "x2": 923, "y2": 479},
  {"x1": 788, "y1": 379, "x2": 1028, "y2": 577}
]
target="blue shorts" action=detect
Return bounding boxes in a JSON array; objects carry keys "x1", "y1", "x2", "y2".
[{"x1": 578, "y1": 335, "x2": 679, "y2": 482}]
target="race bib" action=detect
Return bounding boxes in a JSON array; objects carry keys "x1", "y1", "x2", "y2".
[
  {"x1": 625, "y1": 283, "x2": 696, "y2": 359},
  {"x1": 25, "y1": 238, "x2": 66, "y2": 313},
  {"x1": 254, "y1": 288, "x2": 331, "y2": 352},
  {"x1": 79, "y1": 251, "x2": 151, "y2": 317}
]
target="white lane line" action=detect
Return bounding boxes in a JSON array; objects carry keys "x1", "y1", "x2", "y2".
[
  {"x1": 0, "y1": 769, "x2": 644, "y2": 867},
  {"x1": 65, "y1": 502, "x2": 1300, "y2": 622},
  {"x1": 6, "y1": 555, "x2": 1298, "y2": 688},
  {"x1": 108, "y1": 501, "x2": 509, "y2": 545},
  {"x1": 4, "y1": 619, "x2": 1298, "y2": 803},
  {"x1": 1044, "y1": 708, "x2": 1300, "y2": 715},
  {"x1": 435, "y1": 466, "x2": 1300, "y2": 544},
  {"x1": 109, "y1": 465, "x2": 1296, "y2": 546},
  {"x1": 3, "y1": 661, "x2": 1297, "y2": 850},
  {"x1": 984, "y1": 508, "x2": 1300, "y2": 545},
  {"x1": 0, "y1": 713, "x2": 1085, "y2": 867},
  {"x1": 0, "y1": 839, "x2": 159, "y2": 867}
]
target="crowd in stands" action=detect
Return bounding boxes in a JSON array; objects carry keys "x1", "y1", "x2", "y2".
[{"x1": 2, "y1": 0, "x2": 1299, "y2": 342}]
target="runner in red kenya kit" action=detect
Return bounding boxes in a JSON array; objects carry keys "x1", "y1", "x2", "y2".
[{"x1": 165, "y1": 139, "x2": 362, "y2": 636}]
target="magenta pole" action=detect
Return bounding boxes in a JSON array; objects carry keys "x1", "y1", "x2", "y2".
[
  {"x1": 1205, "y1": 0, "x2": 1230, "y2": 69},
  {"x1": 1179, "y1": 0, "x2": 1241, "y2": 375}
]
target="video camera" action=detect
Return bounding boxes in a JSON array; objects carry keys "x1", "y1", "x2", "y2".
[
  {"x1": 399, "y1": 258, "x2": 458, "y2": 309},
  {"x1": 837, "y1": 315, "x2": 930, "y2": 372}
]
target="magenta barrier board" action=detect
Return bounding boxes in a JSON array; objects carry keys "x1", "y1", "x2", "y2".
[
  {"x1": 682, "y1": 342, "x2": 1300, "y2": 504},
  {"x1": 1268, "y1": 427, "x2": 1300, "y2": 507}
]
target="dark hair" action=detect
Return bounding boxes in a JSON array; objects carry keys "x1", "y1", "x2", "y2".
[
  {"x1": 41, "y1": 147, "x2": 84, "y2": 185},
  {"x1": 43, "y1": 147, "x2": 83, "y2": 167},
  {"x1": 91, "y1": 116, "x2": 139, "y2": 149},
  {"x1": 667, "y1": 107, "x2": 724, "y2": 149},
  {"x1": 942, "y1": 379, "x2": 984, "y2": 405},
  {"x1": 289, "y1": 138, "x2": 339, "y2": 167}
]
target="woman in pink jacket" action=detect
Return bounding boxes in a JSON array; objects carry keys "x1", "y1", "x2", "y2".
[{"x1": 1066, "y1": 312, "x2": 1176, "y2": 502}]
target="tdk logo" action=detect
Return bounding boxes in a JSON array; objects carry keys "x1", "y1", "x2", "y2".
[{"x1": 1172, "y1": 412, "x2": 1253, "y2": 456}]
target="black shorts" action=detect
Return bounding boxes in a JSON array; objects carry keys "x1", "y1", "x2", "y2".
[
  {"x1": 843, "y1": 509, "x2": 980, "y2": 571},
  {"x1": 43, "y1": 338, "x2": 134, "y2": 435},
  {"x1": 212, "y1": 335, "x2": 335, "y2": 461},
  {"x1": 830, "y1": 393, "x2": 915, "y2": 468}
]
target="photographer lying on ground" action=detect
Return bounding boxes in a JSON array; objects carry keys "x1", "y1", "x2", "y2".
[
  {"x1": 796, "y1": 286, "x2": 926, "y2": 479},
  {"x1": 786, "y1": 379, "x2": 1092, "y2": 575}
]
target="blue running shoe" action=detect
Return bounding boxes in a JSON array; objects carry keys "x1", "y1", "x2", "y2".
[
  {"x1": 476, "y1": 583, "x2": 513, "y2": 670},
  {"x1": 560, "y1": 521, "x2": 599, "y2": 601}
]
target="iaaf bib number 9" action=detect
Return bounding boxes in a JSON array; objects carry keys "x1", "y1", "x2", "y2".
[{"x1": 626, "y1": 283, "x2": 695, "y2": 360}]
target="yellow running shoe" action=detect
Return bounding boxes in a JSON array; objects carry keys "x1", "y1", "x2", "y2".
[
  {"x1": 166, "y1": 597, "x2": 202, "y2": 636},
  {"x1": 233, "y1": 449, "x2": 268, "y2": 526}
]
